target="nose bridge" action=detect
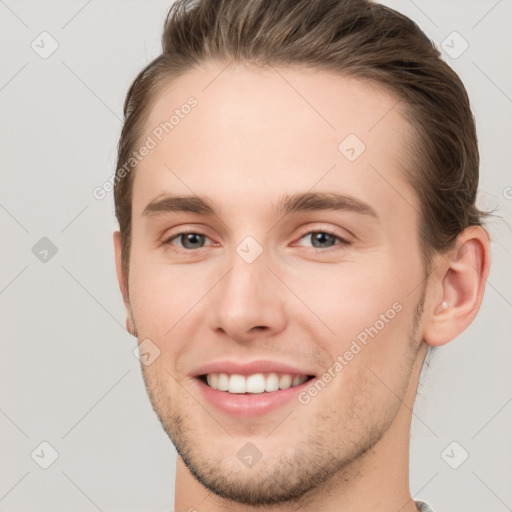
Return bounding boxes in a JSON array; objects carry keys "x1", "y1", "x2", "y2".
[{"x1": 209, "y1": 241, "x2": 286, "y2": 339}]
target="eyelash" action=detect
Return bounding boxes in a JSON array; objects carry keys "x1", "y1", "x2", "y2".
[{"x1": 162, "y1": 228, "x2": 350, "y2": 252}]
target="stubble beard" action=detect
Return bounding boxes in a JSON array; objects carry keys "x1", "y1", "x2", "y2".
[{"x1": 140, "y1": 294, "x2": 426, "y2": 506}]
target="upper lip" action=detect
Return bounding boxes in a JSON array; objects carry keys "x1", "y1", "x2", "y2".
[{"x1": 192, "y1": 359, "x2": 316, "y2": 377}]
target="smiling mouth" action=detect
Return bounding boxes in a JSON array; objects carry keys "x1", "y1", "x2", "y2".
[{"x1": 199, "y1": 372, "x2": 315, "y2": 394}]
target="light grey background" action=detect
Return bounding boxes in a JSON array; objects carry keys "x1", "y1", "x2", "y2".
[{"x1": 1, "y1": 1, "x2": 511, "y2": 511}]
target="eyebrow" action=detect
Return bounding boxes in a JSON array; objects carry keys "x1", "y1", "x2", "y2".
[{"x1": 142, "y1": 192, "x2": 378, "y2": 219}]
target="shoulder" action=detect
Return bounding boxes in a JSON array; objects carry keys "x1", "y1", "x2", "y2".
[{"x1": 415, "y1": 500, "x2": 436, "y2": 512}]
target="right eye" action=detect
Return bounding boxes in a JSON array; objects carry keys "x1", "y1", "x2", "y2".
[{"x1": 164, "y1": 231, "x2": 212, "y2": 250}]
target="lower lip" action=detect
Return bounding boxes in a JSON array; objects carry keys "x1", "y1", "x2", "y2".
[{"x1": 193, "y1": 377, "x2": 313, "y2": 417}]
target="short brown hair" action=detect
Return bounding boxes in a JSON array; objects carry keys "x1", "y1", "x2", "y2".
[{"x1": 114, "y1": 0, "x2": 488, "y2": 280}]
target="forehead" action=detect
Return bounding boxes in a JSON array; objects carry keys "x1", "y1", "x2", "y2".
[{"x1": 132, "y1": 63, "x2": 416, "y2": 221}]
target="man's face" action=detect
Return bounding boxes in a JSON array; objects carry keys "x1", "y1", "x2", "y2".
[{"x1": 118, "y1": 64, "x2": 431, "y2": 503}]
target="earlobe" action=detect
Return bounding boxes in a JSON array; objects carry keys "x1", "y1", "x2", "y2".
[
  {"x1": 126, "y1": 316, "x2": 138, "y2": 338},
  {"x1": 113, "y1": 231, "x2": 138, "y2": 338},
  {"x1": 423, "y1": 226, "x2": 491, "y2": 347}
]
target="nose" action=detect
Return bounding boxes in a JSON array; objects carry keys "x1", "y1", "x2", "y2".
[{"x1": 208, "y1": 251, "x2": 287, "y2": 343}]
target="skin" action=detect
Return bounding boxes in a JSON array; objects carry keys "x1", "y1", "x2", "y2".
[{"x1": 113, "y1": 63, "x2": 490, "y2": 512}]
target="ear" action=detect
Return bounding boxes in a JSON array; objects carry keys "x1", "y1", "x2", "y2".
[
  {"x1": 113, "y1": 231, "x2": 138, "y2": 337},
  {"x1": 423, "y1": 226, "x2": 491, "y2": 346}
]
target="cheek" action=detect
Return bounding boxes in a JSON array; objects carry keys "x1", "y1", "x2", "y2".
[
  {"x1": 128, "y1": 256, "x2": 195, "y2": 343},
  {"x1": 291, "y1": 261, "x2": 403, "y2": 338},
  {"x1": 294, "y1": 258, "x2": 420, "y2": 377}
]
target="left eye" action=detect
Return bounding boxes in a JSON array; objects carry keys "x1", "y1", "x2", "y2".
[{"x1": 297, "y1": 231, "x2": 347, "y2": 249}]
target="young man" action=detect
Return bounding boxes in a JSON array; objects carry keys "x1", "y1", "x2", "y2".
[{"x1": 113, "y1": 1, "x2": 490, "y2": 510}]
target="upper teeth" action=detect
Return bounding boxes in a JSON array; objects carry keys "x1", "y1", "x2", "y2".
[{"x1": 206, "y1": 373, "x2": 309, "y2": 394}]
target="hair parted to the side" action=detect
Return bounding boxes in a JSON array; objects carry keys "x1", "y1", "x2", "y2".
[{"x1": 114, "y1": 0, "x2": 489, "y2": 281}]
